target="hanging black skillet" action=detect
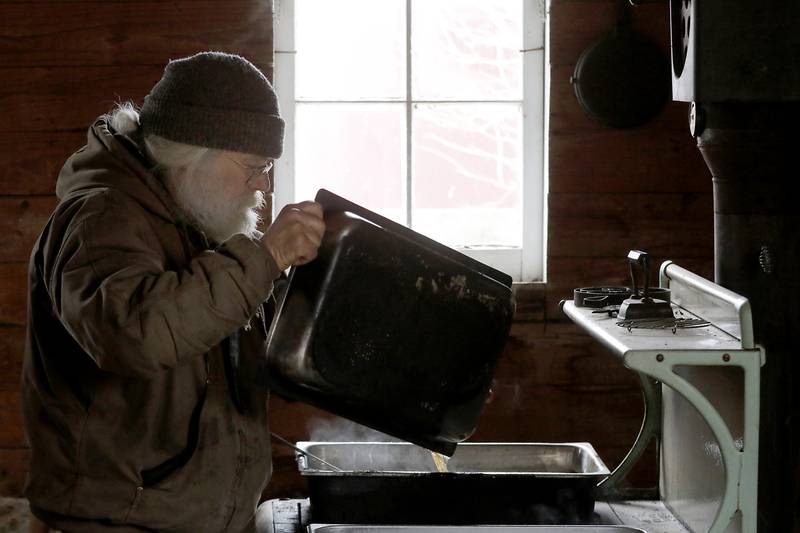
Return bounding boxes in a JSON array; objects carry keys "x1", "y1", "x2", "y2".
[{"x1": 571, "y1": 0, "x2": 670, "y2": 128}]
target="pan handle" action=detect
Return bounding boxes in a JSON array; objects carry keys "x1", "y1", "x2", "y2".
[
  {"x1": 270, "y1": 432, "x2": 344, "y2": 472},
  {"x1": 627, "y1": 250, "x2": 651, "y2": 300}
]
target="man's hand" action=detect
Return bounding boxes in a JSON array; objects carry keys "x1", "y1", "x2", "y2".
[{"x1": 261, "y1": 201, "x2": 326, "y2": 271}]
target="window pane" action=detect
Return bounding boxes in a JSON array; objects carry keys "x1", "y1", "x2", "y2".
[
  {"x1": 296, "y1": 0, "x2": 406, "y2": 100},
  {"x1": 412, "y1": 103, "x2": 522, "y2": 247},
  {"x1": 296, "y1": 103, "x2": 406, "y2": 223},
  {"x1": 412, "y1": 0, "x2": 522, "y2": 101}
]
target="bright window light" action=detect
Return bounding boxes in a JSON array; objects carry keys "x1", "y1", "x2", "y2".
[{"x1": 274, "y1": 0, "x2": 546, "y2": 281}]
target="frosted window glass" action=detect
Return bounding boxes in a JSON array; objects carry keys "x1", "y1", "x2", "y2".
[
  {"x1": 412, "y1": 103, "x2": 522, "y2": 246},
  {"x1": 296, "y1": 0, "x2": 406, "y2": 100},
  {"x1": 412, "y1": 0, "x2": 522, "y2": 100},
  {"x1": 295, "y1": 103, "x2": 406, "y2": 223}
]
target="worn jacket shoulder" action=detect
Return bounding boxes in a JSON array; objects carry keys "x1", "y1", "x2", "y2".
[{"x1": 58, "y1": 184, "x2": 165, "y2": 242}]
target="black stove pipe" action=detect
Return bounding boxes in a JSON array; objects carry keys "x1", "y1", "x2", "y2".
[{"x1": 695, "y1": 102, "x2": 800, "y2": 533}]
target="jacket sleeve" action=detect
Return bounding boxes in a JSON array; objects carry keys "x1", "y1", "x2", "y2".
[{"x1": 48, "y1": 191, "x2": 282, "y2": 378}]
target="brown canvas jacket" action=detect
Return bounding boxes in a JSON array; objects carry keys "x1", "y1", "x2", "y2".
[{"x1": 21, "y1": 118, "x2": 282, "y2": 532}]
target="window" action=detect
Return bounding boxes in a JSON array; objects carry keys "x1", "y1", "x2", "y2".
[{"x1": 274, "y1": 0, "x2": 546, "y2": 281}]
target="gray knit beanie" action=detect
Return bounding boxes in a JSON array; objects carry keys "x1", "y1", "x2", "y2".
[{"x1": 140, "y1": 51, "x2": 284, "y2": 159}]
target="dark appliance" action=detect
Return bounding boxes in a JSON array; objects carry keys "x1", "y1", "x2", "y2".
[{"x1": 669, "y1": 1, "x2": 800, "y2": 530}]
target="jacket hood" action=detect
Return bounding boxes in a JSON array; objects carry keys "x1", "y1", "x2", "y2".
[{"x1": 55, "y1": 118, "x2": 179, "y2": 223}]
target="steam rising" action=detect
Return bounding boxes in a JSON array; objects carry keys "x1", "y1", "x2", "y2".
[
  {"x1": 305, "y1": 417, "x2": 453, "y2": 473},
  {"x1": 308, "y1": 417, "x2": 402, "y2": 443}
]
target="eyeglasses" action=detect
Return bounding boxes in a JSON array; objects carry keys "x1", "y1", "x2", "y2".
[{"x1": 225, "y1": 155, "x2": 274, "y2": 188}]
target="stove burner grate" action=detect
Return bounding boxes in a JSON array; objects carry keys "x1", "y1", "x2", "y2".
[
  {"x1": 616, "y1": 316, "x2": 710, "y2": 333},
  {"x1": 574, "y1": 286, "x2": 632, "y2": 308}
]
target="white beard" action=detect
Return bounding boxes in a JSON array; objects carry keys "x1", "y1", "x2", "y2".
[{"x1": 165, "y1": 170, "x2": 265, "y2": 244}]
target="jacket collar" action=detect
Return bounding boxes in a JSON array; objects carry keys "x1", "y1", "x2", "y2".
[{"x1": 55, "y1": 117, "x2": 183, "y2": 224}]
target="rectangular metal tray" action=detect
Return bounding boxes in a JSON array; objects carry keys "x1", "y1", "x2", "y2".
[
  {"x1": 308, "y1": 527, "x2": 646, "y2": 533},
  {"x1": 297, "y1": 442, "x2": 610, "y2": 525},
  {"x1": 297, "y1": 442, "x2": 609, "y2": 475}
]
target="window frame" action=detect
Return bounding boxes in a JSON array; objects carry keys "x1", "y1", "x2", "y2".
[{"x1": 273, "y1": 0, "x2": 546, "y2": 281}]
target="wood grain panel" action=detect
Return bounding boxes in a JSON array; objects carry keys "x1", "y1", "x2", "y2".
[
  {"x1": 0, "y1": 384, "x2": 26, "y2": 448},
  {"x1": 474, "y1": 382, "x2": 643, "y2": 443},
  {"x1": 0, "y1": 132, "x2": 87, "y2": 195},
  {"x1": 0, "y1": 263, "x2": 28, "y2": 327},
  {"x1": 511, "y1": 282, "x2": 546, "y2": 322},
  {"x1": 547, "y1": 192, "x2": 713, "y2": 260},
  {"x1": 548, "y1": 130, "x2": 709, "y2": 193},
  {"x1": 0, "y1": 66, "x2": 162, "y2": 133},
  {"x1": 263, "y1": 453, "x2": 307, "y2": 500},
  {"x1": 549, "y1": 192, "x2": 711, "y2": 219},
  {"x1": 0, "y1": 62, "x2": 274, "y2": 133},
  {"x1": 549, "y1": 1, "x2": 670, "y2": 67},
  {"x1": 0, "y1": 448, "x2": 29, "y2": 497},
  {"x1": 498, "y1": 321, "x2": 641, "y2": 386},
  {"x1": 0, "y1": 197, "x2": 58, "y2": 263},
  {"x1": 0, "y1": 327, "x2": 25, "y2": 385},
  {"x1": 0, "y1": 2, "x2": 273, "y2": 67},
  {"x1": 548, "y1": 212, "x2": 712, "y2": 259}
]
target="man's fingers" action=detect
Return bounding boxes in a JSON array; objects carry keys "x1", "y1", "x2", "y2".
[
  {"x1": 263, "y1": 199, "x2": 326, "y2": 270},
  {"x1": 294, "y1": 250, "x2": 318, "y2": 266},
  {"x1": 281, "y1": 203, "x2": 325, "y2": 232},
  {"x1": 293, "y1": 201, "x2": 323, "y2": 218},
  {"x1": 284, "y1": 212, "x2": 325, "y2": 240},
  {"x1": 302, "y1": 227, "x2": 323, "y2": 249},
  {"x1": 286, "y1": 208, "x2": 325, "y2": 241},
  {"x1": 305, "y1": 216, "x2": 326, "y2": 240}
]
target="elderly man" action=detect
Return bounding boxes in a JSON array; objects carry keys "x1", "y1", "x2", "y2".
[{"x1": 21, "y1": 51, "x2": 324, "y2": 532}]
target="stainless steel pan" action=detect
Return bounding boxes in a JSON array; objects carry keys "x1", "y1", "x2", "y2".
[{"x1": 297, "y1": 442, "x2": 610, "y2": 525}]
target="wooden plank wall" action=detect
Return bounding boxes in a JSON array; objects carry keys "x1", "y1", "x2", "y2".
[{"x1": 0, "y1": 0, "x2": 715, "y2": 506}]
